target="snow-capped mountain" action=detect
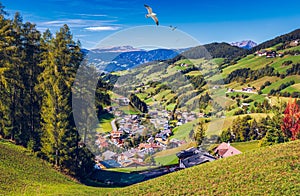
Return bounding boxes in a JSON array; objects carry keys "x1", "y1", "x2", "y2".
[{"x1": 231, "y1": 40, "x2": 257, "y2": 49}]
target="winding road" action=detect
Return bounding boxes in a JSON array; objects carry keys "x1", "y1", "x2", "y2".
[{"x1": 111, "y1": 119, "x2": 117, "y2": 131}]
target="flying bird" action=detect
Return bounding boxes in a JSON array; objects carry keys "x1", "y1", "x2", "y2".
[
  {"x1": 169, "y1": 25, "x2": 177, "y2": 31},
  {"x1": 144, "y1": 4, "x2": 159, "y2": 26}
]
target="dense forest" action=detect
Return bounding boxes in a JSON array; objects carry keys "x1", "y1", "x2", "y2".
[
  {"x1": 0, "y1": 4, "x2": 95, "y2": 179},
  {"x1": 167, "y1": 42, "x2": 247, "y2": 65},
  {"x1": 130, "y1": 94, "x2": 148, "y2": 113},
  {"x1": 250, "y1": 29, "x2": 300, "y2": 53},
  {"x1": 223, "y1": 65, "x2": 276, "y2": 84}
]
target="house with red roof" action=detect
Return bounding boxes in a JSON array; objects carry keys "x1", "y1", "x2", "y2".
[
  {"x1": 214, "y1": 142, "x2": 242, "y2": 158},
  {"x1": 123, "y1": 159, "x2": 146, "y2": 167},
  {"x1": 111, "y1": 131, "x2": 123, "y2": 139},
  {"x1": 138, "y1": 143, "x2": 163, "y2": 154}
]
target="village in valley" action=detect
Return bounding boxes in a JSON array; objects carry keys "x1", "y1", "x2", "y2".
[
  {"x1": 94, "y1": 84, "x2": 241, "y2": 173},
  {"x1": 95, "y1": 95, "x2": 191, "y2": 169}
]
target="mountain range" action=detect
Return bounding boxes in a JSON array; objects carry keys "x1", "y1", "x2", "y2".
[
  {"x1": 84, "y1": 42, "x2": 253, "y2": 72},
  {"x1": 84, "y1": 46, "x2": 186, "y2": 72},
  {"x1": 84, "y1": 28, "x2": 300, "y2": 73}
]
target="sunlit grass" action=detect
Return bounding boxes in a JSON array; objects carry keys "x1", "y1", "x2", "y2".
[{"x1": 113, "y1": 140, "x2": 300, "y2": 195}]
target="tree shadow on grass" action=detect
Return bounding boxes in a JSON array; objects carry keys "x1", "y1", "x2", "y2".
[
  {"x1": 98, "y1": 112, "x2": 114, "y2": 124},
  {"x1": 83, "y1": 169, "x2": 146, "y2": 187}
]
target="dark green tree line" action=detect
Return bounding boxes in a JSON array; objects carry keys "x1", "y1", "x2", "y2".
[
  {"x1": 0, "y1": 5, "x2": 95, "y2": 179},
  {"x1": 130, "y1": 93, "x2": 148, "y2": 113}
]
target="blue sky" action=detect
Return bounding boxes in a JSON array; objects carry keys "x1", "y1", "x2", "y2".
[{"x1": 1, "y1": 0, "x2": 300, "y2": 49}]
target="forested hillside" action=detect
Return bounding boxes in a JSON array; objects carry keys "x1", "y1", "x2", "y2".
[{"x1": 0, "y1": 4, "x2": 97, "y2": 178}]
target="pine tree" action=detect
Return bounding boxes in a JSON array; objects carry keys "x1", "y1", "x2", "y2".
[
  {"x1": 21, "y1": 22, "x2": 42, "y2": 150},
  {"x1": 0, "y1": 6, "x2": 11, "y2": 138},
  {"x1": 37, "y1": 25, "x2": 94, "y2": 176},
  {"x1": 193, "y1": 120, "x2": 206, "y2": 146},
  {"x1": 37, "y1": 26, "x2": 72, "y2": 168},
  {"x1": 12, "y1": 12, "x2": 26, "y2": 143},
  {"x1": 1, "y1": 12, "x2": 25, "y2": 142},
  {"x1": 220, "y1": 128, "x2": 232, "y2": 142},
  {"x1": 0, "y1": 12, "x2": 42, "y2": 147}
]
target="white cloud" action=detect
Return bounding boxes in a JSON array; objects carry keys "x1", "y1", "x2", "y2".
[
  {"x1": 39, "y1": 19, "x2": 117, "y2": 28},
  {"x1": 84, "y1": 26, "x2": 120, "y2": 31},
  {"x1": 74, "y1": 34, "x2": 89, "y2": 38},
  {"x1": 76, "y1": 13, "x2": 108, "y2": 17},
  {"x1": 42, "y1": 19, "x2": 85, "y2": 27}
]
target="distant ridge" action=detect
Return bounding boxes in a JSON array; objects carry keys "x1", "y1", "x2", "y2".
[
  {"x1": 167, "y1": 42, "x2": 246, "y2": 64},
  {"x1": 91, "y1": 45, "x2": 144, "y2": 53},
  {"x1": 250, "y1": 28, "x2": 300, "y2": 53},
  {"x1": 84, "y1": 47, "x2": 186, "y2": 72}
]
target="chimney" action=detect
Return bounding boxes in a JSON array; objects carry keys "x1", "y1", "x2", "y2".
[{"x1": 227, "y1": 141, "x2": 230, "y2": 147}]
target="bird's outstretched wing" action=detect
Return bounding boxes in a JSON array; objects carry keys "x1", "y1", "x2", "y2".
[
  {"x1": 152, "y1": 15, "x2": 159, "y2": 25},
  {"x1": 144, "y1": 4, "x2": 153, "y2": 14}
]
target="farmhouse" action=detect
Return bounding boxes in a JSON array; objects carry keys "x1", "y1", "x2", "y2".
[
  {"x1": 102, "y1": 150, "x2": 117, "y2": 160},
  {"x1": 242, "y1": 87, "x2": 254, "y2": 92},
  {"x1": 111, "y1": 131, "x2": 123, "y2": 139},
  {"x1": 227, "y1": 88, "x2": 235, "y2": 93},
  {"x1": 138, "y1": 142, "x2": 162, "y2": 150},
  {"x1": 122, "y1": 159, "x2": 146, "y2": 167},
  {"x1": 214, "y1": 142, "x2": 242, "y2": 158},
  {"x1": 240, "y1": 103, "x2": 251, "y2": 108},
  {"x1": 117, "y1": 98, "x2": 130, "y2": 106},
  {"x1": 290, "y1": 39, "x2": 299, "y2": 47},
  {"x1": 176, "y1": 147, "x2": 216, "y2": 168},
  {"x1": 256, "y1": 50, "x2": 267, "y2": 56},
  {"x1": 266, "y1": 51, "x2": 276, "y2": 58},
  {"x1": 95, "y1": 136, "x2": 109, "y2": 148},
  {"x1": 168, "y1": 138, "x2": 186, "y2": 148}
]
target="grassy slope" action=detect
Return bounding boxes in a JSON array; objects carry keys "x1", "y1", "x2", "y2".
[
  {"x1": 226, "y1": 76, "x2": 280, "y2": 90},
  {"x1": 1, "y1": 137, "x2": 300, "y2": 195},
  {"x1": 111, "y1": 44, "x2": 300, "y2": 118},
  {"x1": 113, "y1": 140, "x2": 300, "y2": 195},
  {"x1": 262, "y1": 75, "x2": 300, "y2": 94},
  {"x1": 0, "y1": 140, "x2": 111, "y2": 195},
  {"x1": 230, "y1": 140, "x2": 260, "y2": 152},
  {"x1": 170, "y1": 113, "x2": 271, "y2": 140},
  {"x1": 206, "y1": 113, "x2": 272, "y2": 136},
  {"x1": 210, "y1": 45, "x2": 300, "y2": 82},
  {"x1": 170, "y1": 120, "x2": 197, "y2": 140},
  {"x1": 155, "y1": 154, "x2": 178, "y2": 166},
  {"x1": 281, "y1": 83, "x2": 300, "y2": 93}
]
